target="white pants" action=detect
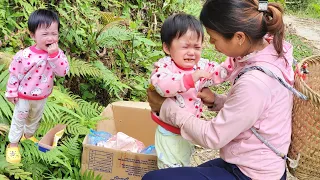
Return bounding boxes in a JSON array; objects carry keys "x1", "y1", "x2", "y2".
[{"x1": 9, "y1": 98, "x2": 47, "y2": 143}]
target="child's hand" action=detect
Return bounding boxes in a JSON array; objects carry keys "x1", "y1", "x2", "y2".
[
  {"x1": 192, "y1": 70, "x2": 212, "y2": 82},
  {"x1": 7, "y1": 97, "x2": 18, "y2": 104},
  {"x1": 47, "y1": 42, "x2": 59, "y2": 55}
]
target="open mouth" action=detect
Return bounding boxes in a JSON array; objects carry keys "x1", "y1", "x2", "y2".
[
  {"x1": 46, "y1": 43, "x2": 52, "y2": 47},
  {"x1": 184, "y1": 59, "x2": 195, "y2": 62}
]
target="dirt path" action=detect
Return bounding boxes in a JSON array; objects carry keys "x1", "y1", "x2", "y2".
[{"x1": 284, "y1": 15, "x2": 320, "y2": 54}]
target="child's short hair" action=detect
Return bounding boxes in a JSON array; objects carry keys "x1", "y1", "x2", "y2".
[
  {"x1": 28, "y1": 9, "x2": 60, "y2": 34},
  {"x1": 161, "y1": 13, "x2": 204, "y2": 48}
]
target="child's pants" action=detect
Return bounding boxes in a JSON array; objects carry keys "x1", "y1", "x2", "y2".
[
  {"x1": 155, "y1": 126, "x2": 194, "y2": 169},
  {"x1": 9, "y1": 98, "x2": 47, "y2": 143}
]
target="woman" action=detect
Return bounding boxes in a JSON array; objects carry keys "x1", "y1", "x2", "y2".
[{"x1": 143, "y1": 0, "x2": 294, "y2": 179}]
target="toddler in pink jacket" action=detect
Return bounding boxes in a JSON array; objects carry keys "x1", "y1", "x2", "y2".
[
  {"x1": 149, "y1": 13, "x2": 233, "y2": 169},
  {"x1": 5, "y1": 9, "x2": 69, "y2": 164}
]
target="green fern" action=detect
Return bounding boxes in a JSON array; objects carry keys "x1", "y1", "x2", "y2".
[
  {"x1": 0, "y1": 155, "x2": 32, "y2": 180},
  {"x1": 0, "y1": 52, "x2": 13, "y2": 69},
  {"x1": 93, "y1": 61, "x2": 131, "y2": 99},
  {"x1": 0, "y1": 65, "x2": 13, "y2": 123},
  {"x1": 21, "y1": 141, "x2": 72, "y2": 172},
  {"x1": 22, "y1": 162, "x2": 48, "y2": 180},
  {"x1": 49, "y1": 87, "x2": 79, "y2": 110},
  {"x1": 99, "y1": 11, "x2": 126, "y2": 28},
  {"x1": 80, "y1": 170, "x2": 102, "y2": 180},
  {"x1": 0, "y1": 123, "x2": 9, "y2": 136},
  {"x1": 68, "y1": 57, "x2": 103, "y2": 78},
  {"x1": 96, "y1": 26, "x2": 132, "y2": 48},
  {"x1": 0, "y1": 174, "x2": 9, "y2": 179},
  {"x1": 73, "y1": 96, "x2": 104, "y2": 117},
  {"x1": 57, "y1": 135, "x2": 81, "y2": 168},
  {"x1": 47, "y1": 170, "x2": 102, "y2": 180}
]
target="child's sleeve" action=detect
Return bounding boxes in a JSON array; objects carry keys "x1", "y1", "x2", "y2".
[
  {"x1": 47, "y1": 49, "x2": 69, "y2": 77},
  {"x1": 150, "y1": 57, "x2": 195, "y2": 97},
  {"x1": 201, "y1": 57, "x2": 235, "y2": 87},
  {"x1": 5, "y1": 51, "x2": 24, "y2": 98}
]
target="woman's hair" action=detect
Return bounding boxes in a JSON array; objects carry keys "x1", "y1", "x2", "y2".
[
  {"x1": 161, "y1": 13, "x2": 204, "y2": 48},
  {"x1": 28, "y1": 9, "x2": 60, "y2": 34},
  {"x1": 200, "y1": 0, "x2": 285, "y2": 56}
]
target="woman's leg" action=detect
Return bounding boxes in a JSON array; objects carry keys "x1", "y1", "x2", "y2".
[
  {"x1": 142, "y1": 158, "x2": 251, "y2": 180},
  {"x1": 142, "y1": 166, "x2": 237, "y2": 180},
  {"x1": 143, "y1": 158, "x2": 239, "y2": 180}
]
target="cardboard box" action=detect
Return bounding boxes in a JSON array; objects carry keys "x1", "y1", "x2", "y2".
[
  {"x1": 81, "y1": 101, "x2": 158, "y2": 179},
  {"x1": 38, "y1": 124, "x2": 66, "y2": 152}
]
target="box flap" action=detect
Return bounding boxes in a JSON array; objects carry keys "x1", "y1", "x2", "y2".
[
  {"x1": 38, "y1": 124, "x2": 66, "y2": 150},
  {"x1": 111, "y1": 101, "x2": 157, "y2": 146},
  {"x1": 98, "y1": 104, "x2": 117, "y2": 134}
]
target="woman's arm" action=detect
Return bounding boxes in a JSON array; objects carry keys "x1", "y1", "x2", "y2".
[{"x1": 159, "y1": 73, "x2": 271, "y2": 149}]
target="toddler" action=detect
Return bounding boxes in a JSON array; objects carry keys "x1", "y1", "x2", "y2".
[
  {"x1": 5, "y1": 9, "x2": 69, "y2": 163},
  {"x1": 150, "y1": 13, "x2": 234, "y2": 169}
]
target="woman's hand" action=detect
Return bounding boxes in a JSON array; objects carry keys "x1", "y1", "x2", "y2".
[
  {"x1": 147, "y1": 85, "x2": 166, "y2": 113},
  {"x1": 197, "y1": 88, "x2": 215, "y2": 107}
]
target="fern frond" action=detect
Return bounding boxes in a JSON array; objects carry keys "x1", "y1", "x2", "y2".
[
  {"x1": 93, "y1": 61, "x2": 130, "y2": 99},
  {"x1": 58, "y1": 135, "x2": 81, "y2": 168},
  {"x1": 74, "y1": 97, "x2": 104, "y2": 117},
  {"x1": 0, "y1": 124, "x2": 9, "y2": 136},
  {"x1": 0, "y1": 174, "x2": 9, "y2": 179},
  {"x1": 80, "y1": 170, "x2": 102, "y2": 180},
  {"x1": 99, "y1": 12, "x2": 125, "y2": 26},
  {"x1": 0, "y1": 155, "x2": 32, "y2": 180},
  {"x1": 98, "y1": 12, "x2": 127, "y2": 37},
  {"x1": 21, "y1": 141, "x2": 72, "y2": 172},
  {"x1": 59, "y1": 114, "x2": 90, "y2": 135},
  {"x1": 0, "y1": 52, "x2": 13, "y2": 69},
  {"x1": 36, "y1": 119, "x2": 58, "y2": 136},
  {"x1": 68, "y1": 57, "x2": 103, "y2": 78},
  {"x1": 0, "y1": 67, "x2": 13, "y2": 121},
  {"x1": 0, "y1": 65, "x2": 9, "y2": 89},
  {"x1": 23, "y1": 162, "x2": 49, "y2": 180},
  {"x1": 96, "y1": 26, "x2": 132, "y2": 48},
  {"x1": 49, "y1": 87, "x2": 79, "y2": 110}
]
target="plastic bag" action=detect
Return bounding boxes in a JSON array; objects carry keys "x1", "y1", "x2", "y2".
[
  {"x1": 140, "y1": 145, "x2": 156, "y2": 155},
  {"x1": 88, "y1": 129, "x2": 112, "y2": 145},
  {"x1": 97, "y1": 132, "x2": 145, "y2": 153}
]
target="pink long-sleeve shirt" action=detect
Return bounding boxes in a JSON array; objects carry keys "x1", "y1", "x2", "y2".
[
  {"x1": 158, "y1": 41, "x2": 294, "y2": 179},
  {"x1": 6, "y1": 45, "x2": 69, "y2": 100},
  {"x1": 150, "y1": 56, "x2": 233, "y2": 133}
]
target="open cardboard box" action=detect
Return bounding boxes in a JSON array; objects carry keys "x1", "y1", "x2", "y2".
[
  {"x1": 81, "y1": 101, "x2": 158, "y2": 179},
  {"x1": 38, "y1": 124, "x2": 66, "y2": 152}
]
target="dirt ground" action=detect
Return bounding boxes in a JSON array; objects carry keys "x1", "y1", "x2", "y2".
[
  {"x1": 284, "y1": 15, "x2": 320, "y2": 54},
  {"x1": 190, "y1": 15, "x2": 320, "y2": 180}
]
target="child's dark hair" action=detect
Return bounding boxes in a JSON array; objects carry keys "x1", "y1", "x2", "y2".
[
  {"x1": 200, "y1": 0, "x2": 285, "y2": 57},
  {"x1": 28, "y1": 9, "x2": 60, "y2": 34},
  {"x1": 161, "y1": 13, "x2": 204, "y2": 47}
]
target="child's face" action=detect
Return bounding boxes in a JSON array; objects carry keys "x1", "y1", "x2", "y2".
[
  {"x1": 30, "y1": 21, "x2": 59, "y2": 52},
  {"x1": 163, "y1": 30, "x2": 202, "y2": 69}
]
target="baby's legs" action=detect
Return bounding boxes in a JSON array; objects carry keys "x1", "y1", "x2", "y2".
[
  {"x1": 24, "y1": 99, "x2": 46, "y2": 138},
  {"x1": 155, "y1": 126, "x2": 194, "y2": 169},
  {"x1": 8, "y1": 99, "x2": 30, "y2": 146}
]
